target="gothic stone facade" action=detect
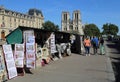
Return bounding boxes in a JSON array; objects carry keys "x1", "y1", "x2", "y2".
[{"x1": 61, "y1": 10, "x2": 84, "y2": 35}]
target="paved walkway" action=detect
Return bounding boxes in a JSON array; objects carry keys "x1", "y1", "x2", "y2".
[{"x1": 7, "y1": 41, "x2": 115, "y2": 82}]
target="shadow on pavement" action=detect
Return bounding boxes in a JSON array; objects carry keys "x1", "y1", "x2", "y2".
[
  {"x1": 24, "y1": 65, "x2": 33, "y2": 74},
  {"x1": 111, "y1": 62, "x2": 120, "y2": 82},
  {"x1": 106, "y1": 41, "x2": 120, "y2": 82}
]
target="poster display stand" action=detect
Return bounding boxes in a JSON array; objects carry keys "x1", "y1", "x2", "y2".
[
  {"x1": 23, "y1": 30, "x2": 36, "y2": 69},
  {"x1": 26, "y1": 37, "x2": 36, "y2": 68},
  {"x1": 14, "y1": 44, "x2": 24, "y2": 76},
  {"x1": 2, "y1": 45, "x2": 17, "y2": 79}
]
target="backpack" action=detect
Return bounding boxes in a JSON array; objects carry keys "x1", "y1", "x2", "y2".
[
  {"x1": 100, "y1": 39, "x2": 104, "y2": 45},
  {"x1": 91, "y1": 40, "x2": 96, "y2": 47}
]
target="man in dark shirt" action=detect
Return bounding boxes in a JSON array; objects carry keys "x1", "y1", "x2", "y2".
[{"x1": 99, "y1": 37, "x2": 105, "y2": 55}]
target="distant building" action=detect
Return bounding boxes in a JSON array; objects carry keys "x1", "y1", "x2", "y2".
[
  {"x1": 61, "y1": 10, "x2": 84, "y2": 35},
  {"x1": 0, "y1": 6, "x2": 44, "y2": 40}
]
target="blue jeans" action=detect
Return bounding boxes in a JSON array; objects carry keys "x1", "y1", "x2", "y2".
[{"x1": 85, "y1": 46, "x2": 90, "y2": 54}]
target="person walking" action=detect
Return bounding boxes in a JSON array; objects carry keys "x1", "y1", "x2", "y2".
[
  {"x1": 83, "y1": 37, "x2": 91, "y2": 56},
  {"x1": 99, "y1": 37, "x2": 105, "y2": 55},
  {"x1": 91, "y1": 36, "x2": 99, "y2": 55}
]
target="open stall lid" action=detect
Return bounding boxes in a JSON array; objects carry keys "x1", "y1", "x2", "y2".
[{"x1": 6, "y1": 28, "x2": 23, "y2": 44}]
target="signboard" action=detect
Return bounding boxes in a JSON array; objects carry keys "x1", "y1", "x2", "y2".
[{"x1": 2, "y1": 45, "x2": 17, "y2": 79}]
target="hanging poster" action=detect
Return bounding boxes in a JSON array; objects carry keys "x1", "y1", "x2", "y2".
[
  {"x1": 26, "y1": 43, "x2": 35, "y2": 52},
  {"x1": 14, "y1": 52, "x2": 24, "y2": 59},
  {"x1": 26, "y1": 36, "x2": 35, "y2": 44},
  {"x1": 2, "y1": 45, "x2": 17, "y2": 79},
  {"x1": 14, "y1": 59, "x2": 24, "y2": 68},
  {"x1": 50, "y1": 33, "x2": 56, "y2": 54},
  {"x1": 26, "y1": 52, "x2": 36, "y2": 60},
  {"x1": 26, "y1": 59, "x2": 35, "y2": 68},
  {"x1": 15, "y1": 44, "x2": 24, "y2": 51},
  {"x1": 14, "y1": 44, "x2": 24, "y2": 68},
  {"x1": 23, "y1": 30, "x2": 34, "y2": 43}
]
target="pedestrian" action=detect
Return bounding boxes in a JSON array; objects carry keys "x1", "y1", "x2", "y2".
[
  {"x1": 83, "y1": 37, "x2": 91, "y2": 56},
  {"x1": 91, "y1": 36, "x2": 99, "y2": 55},
  {"x1": 99, "y1": 37, "x2": 105, "y2": 55}
]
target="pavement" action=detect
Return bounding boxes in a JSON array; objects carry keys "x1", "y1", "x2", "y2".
[{"x1": 7, "y1": 41, "x2": 115, "y2": 82}]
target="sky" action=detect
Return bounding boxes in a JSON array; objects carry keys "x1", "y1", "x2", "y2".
[{"x1": 0, "y1": 0, "x2": 120, "y2": 33}]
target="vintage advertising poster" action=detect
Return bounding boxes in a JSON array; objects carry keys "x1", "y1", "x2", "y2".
[
  {"x1": 23, "y1": 30, "x2": 34, "y2": 43},
  {"x1": 26, "y1": 43, "x2": 35, "y2": 52},
  {"x1": 26, "y1": 36, "x2": 35, "y2": 44},
  {"x1": 50, "y1": 33, "x2": 56, "y2": 54},
  {"x1": 26, "y1": 52, "x2": 35, "y2": 60},
  {"x1": 14, "y1": 59, "x2": 24, "y2": 67},
  {"x1": 14, "y1": 44, "x2": 24, "y2": 68},
  {"x1": 2, "y1": 45, "x2": 17, "y2": 79},
  {"x1": 14, "y1": 52, "x2": 24, "y2": 59},
  {"x1": 15, "y1": 44, "x2": 24, "y2": 51},
  {"x1": 26, "y1": 59, "x2": 35, "y2": 68}
]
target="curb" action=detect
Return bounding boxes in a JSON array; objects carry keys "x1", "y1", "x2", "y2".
[{"x1": 105, "y1": 41, "x2": 115, "y2": 82}]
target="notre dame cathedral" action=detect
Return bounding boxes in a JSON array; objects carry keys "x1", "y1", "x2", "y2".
[{"x1": 61, "y1": 10, "x2": 84, "y2": 35}]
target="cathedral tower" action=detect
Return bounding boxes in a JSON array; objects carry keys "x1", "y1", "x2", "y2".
[
  {"x1": 61, "y1": 11, "x2": 70, "y2": 31},
  {"x1": 61, "y1": 10, "x2": 84, "y2": 35}
]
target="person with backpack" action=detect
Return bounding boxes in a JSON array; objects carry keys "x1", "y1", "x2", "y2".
[
  {"x1": 91, "y1": 36, "x2": 99, "y2": 55},
  {"x1": 99, "y1": 37, "x2": 105, "y2": 55}
]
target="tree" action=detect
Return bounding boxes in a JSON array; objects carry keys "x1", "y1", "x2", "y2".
[
  {"x1": 84, "y1": 24, "x2": 100, "y2": 37},
  {"x1": 41, "y1": 21, "x2": 59, "y2": 31},
  {"x1": 102, "y1": 23, "x2": 119, "y2": 36}
]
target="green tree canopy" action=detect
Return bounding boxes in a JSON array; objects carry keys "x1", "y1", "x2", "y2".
[
  {"x1": 84, "y1": 24, "x2": 100, "y2": 37},
  {"x1": 102, "y1": 23, "x2": 119, "y2": 35},
  {"x1": 41, "y1": 21, "x2": 59, "y2": 31}
]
